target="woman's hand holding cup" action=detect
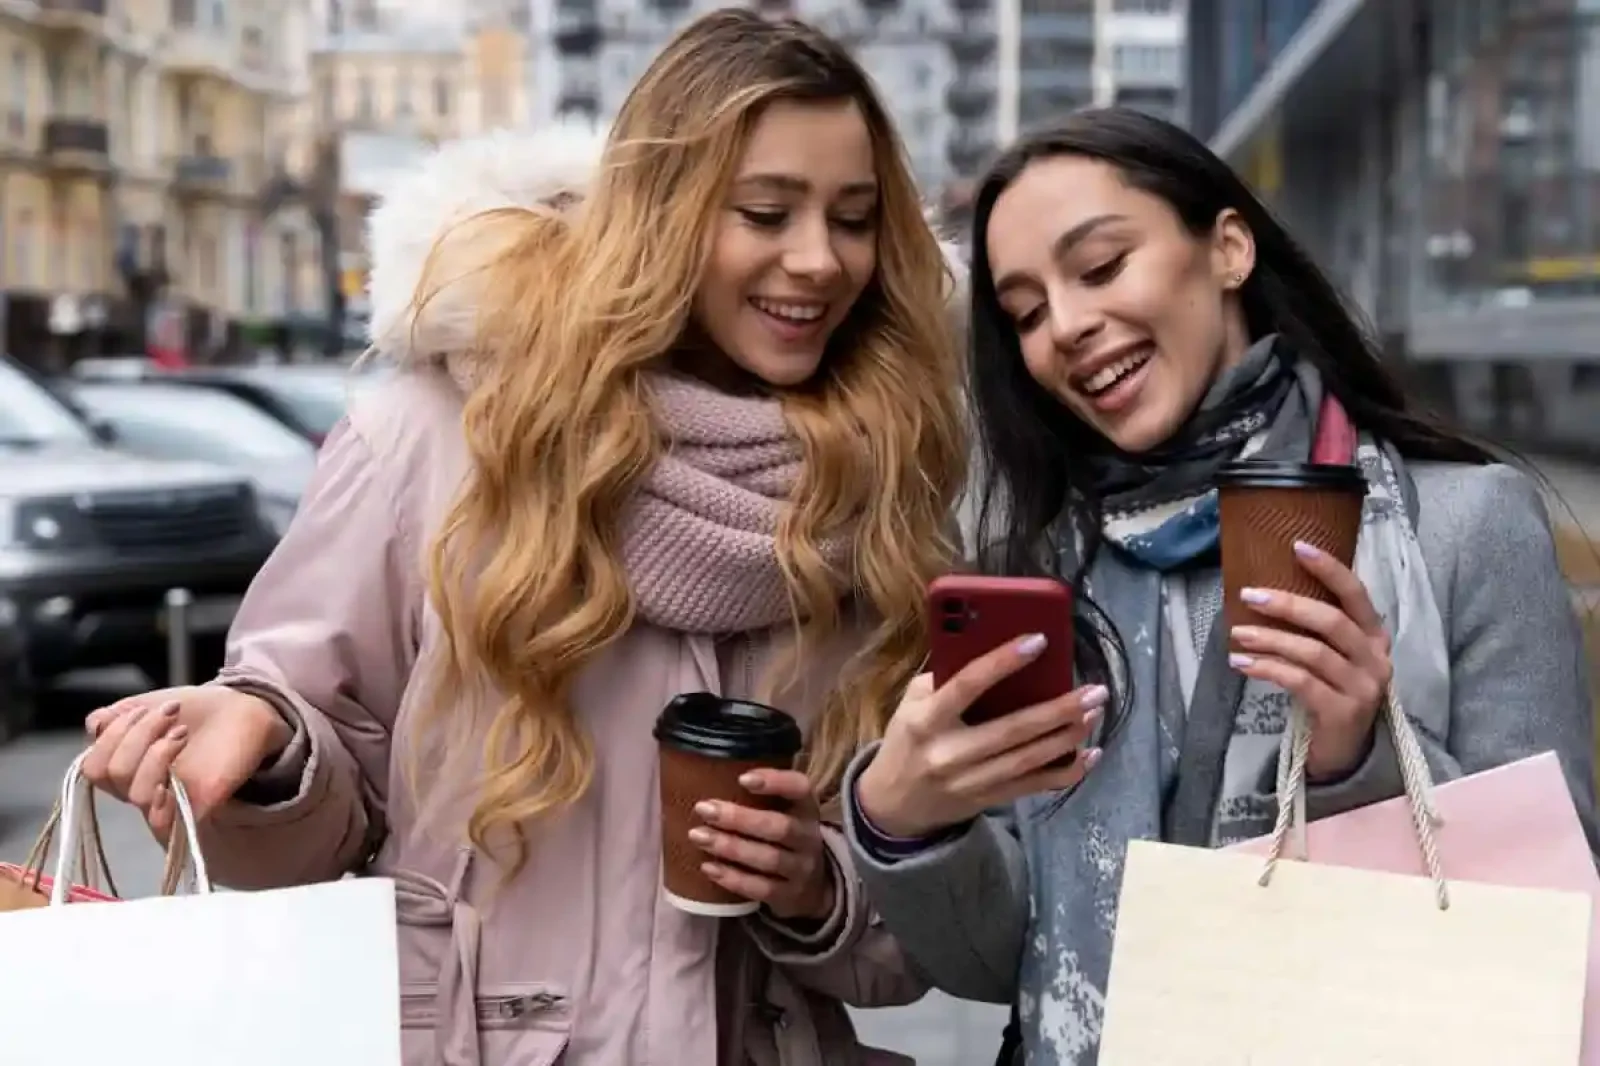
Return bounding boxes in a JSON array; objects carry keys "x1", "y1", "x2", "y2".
[
  {"x1": 855, "y1": 635, "x2": 1106, "y2": 840},
  {"x1": 690, "y1": 768, "x2": 835, "y2": 922}
]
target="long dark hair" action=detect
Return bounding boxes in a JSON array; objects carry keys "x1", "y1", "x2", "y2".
[{"x1": 968, "y1": 107, "x2": 1496, "y2": 587}]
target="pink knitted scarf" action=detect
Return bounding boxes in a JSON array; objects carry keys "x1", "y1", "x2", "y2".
[{"x1": 625, "y1": 372, "x2": 853, "y2": 633}]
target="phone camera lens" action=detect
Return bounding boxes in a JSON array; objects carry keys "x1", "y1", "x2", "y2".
[
  {"x1": 941, "y1": 597, "x2": 966, "y2": 615},
  {"x1": 941, "y1": 616, "x2": 966, "y2": 633}
]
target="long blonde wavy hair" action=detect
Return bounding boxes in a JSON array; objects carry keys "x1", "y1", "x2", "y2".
[{"x1": 419, "y1": 9, "x2": 967, "y2": 870}]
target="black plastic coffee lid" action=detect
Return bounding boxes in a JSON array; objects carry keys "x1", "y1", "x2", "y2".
[
  {"x1": 654, "y1": 692, "x2": 804, "y2": 759},
  {"x1": 1216, "y1": 459, "x2": 1368, "y2": 492}
]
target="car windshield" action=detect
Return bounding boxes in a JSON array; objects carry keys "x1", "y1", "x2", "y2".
[
  {"x1": 247, "y1": 372, "x2": 350, "y2": 436},
  {"x1": 73, "y1": 384, "x2": 313, "y2": 465},
  {"x1": 0, "y1": 361, "x2": 95, "y2": 445}
]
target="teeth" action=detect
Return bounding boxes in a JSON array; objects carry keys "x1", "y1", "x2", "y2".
[
  {"x1": 1083, "y1": 350, "x2": 1151, "y2": 396},
  {"x1": 752, "y1": 298, "x2": 825, "y2": 323}
]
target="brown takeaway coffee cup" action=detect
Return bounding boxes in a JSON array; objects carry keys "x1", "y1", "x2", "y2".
[
  {"x1": 654, "y1": 692, "x2": 804, "y2": 918},
  {"x1": 1217, "y1": 459, "x2": 1368, "y2": 638}
]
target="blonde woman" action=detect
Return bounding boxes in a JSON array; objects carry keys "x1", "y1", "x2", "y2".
[{"x1": 77, "y1": 11, "x2": 966, "y2": 1066}]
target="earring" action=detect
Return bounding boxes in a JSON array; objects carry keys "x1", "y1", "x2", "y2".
[{"x1": 1233, "y1": 273, "x2": 1246, "y2": 285}]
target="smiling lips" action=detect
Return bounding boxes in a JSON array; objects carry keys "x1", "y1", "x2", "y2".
[
  {"x1": 1076, "y1": 343, "x2": 1154, "y2": 398},
  {"x1": 750, "y1": 297, "x2": 826, "y2": 324}
]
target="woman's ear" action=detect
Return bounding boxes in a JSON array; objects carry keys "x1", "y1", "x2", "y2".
[{"x1": 1211, "y1": 208, "x2": 1256, "y2": 289}]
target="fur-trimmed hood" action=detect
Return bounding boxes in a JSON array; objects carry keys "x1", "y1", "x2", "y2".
[{"x1": 363, "y1": 125, "x2": 969, "y2": 369}]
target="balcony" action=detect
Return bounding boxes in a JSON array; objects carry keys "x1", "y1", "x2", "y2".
[
  {"x1": 556, "y1": 92, "x2": 600, "y2": 122},
  {"x1": 1024, "y1": 14, "x2": 1095, "y2": 43},
  {"x1": 946, "y1": 125, "x2": 994, "y2": 176},
  {"x1": 158, "y1": 24, "x2": 235, "y2": 84},
  {"x1": 31, "y1": 0, "x2": 109, "y2": 32},
  {"x1": 946, "y1": 75, "x2": 996, "y2": 119},
  {"x1": 554, "y1": 10, "x2": 601, "y2": 53},
  {"x1": 41, "y1": 118, "x2": 110, "y2": 170},
  {"x1": 945, "y1": 20, "x2": 996, "y2": 63},
  {"x1": 172, "y1": 154, "x2": 232, "y2": 195}
]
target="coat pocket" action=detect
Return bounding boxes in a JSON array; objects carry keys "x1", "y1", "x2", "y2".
[{"x1": 400, "y1": 981, "x2": 570, "y2": 1033}]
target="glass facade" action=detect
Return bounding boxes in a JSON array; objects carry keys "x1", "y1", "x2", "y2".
[
  {"x1": 1186, "y1": 0, "x2": 1600, "y2": 454},
  {"x1": 1419, "y1": 0, "x2": 1600, "y2": 308},
  {"x1": 1209, "y1": 0, "x2": 1320, "y2": 124}
]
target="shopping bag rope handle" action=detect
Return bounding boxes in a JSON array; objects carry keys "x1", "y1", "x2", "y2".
[
  {"x1": 1259, "y1": 686, "x2": 1449, "y2": 909},
  {"x1": 28, "y1": 750, "x2": 213, "y2": 904}
]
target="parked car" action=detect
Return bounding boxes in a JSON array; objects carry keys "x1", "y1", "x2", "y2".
[
  {"x1": 67, "y1": 381, "x2": 316, "y2": 536},
  {"x1": 72, "y1": 363, "x2": 354, "y2": 444},
  {"x1": 0, "y1": 357, "x2": 277, "y2": 703},
  {"x1": 0, "y1": 615, "x2": 30, "y2": 743}
]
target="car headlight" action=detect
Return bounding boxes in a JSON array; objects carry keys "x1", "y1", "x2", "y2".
[
  {"x1": 11, "y1": 497, "x2": 96, "y2": 550},
  {"x1": 257, "y1": 494, "x2": 300, "y2": 536}
]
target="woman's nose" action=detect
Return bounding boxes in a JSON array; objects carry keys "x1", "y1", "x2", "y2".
[
  {"x1": 783, "y1": 221, "x2": 843, "y2": 285},
  {"x1": 1047, "y1": 299, "x2": 1105, "y2": 352}
]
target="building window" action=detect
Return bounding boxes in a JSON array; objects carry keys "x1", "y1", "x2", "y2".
[
  {"x1": 199, "y1": 233, "x2": 218, "y2": 294},
  {"x1": 357, "y1": 74, "x2": 374, "y2": 122},
  {"x1": 396, "y1": 69, "x2": 412, "y2": 117},
  {"x1": 434, "y1": 75, "x2": 451, "y2": 118},
  {"x1": 317, "y1": 72, "x2": 336, "y2": 123},
  {"x1": 13, "y1": 209, "x2": 34, "y2": 285},
  {"x1": 7, "y1": 48, "x2": 24, "y2": 139},
  {"x1": 50, "y1": 209, "x2": 67, "y2": 288}
]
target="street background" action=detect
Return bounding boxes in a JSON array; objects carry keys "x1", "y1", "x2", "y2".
[
  {"x1": 3, "y1": 454, "x2": 1596, "y2": 1065},
  {"x1": 5, "y1": 0, "x2": 1600, "y2": 1062}
]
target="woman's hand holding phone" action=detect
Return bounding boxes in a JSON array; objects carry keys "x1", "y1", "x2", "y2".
[{"x1": 855, "y1": 634, "x2": 1107, "y2": 839}]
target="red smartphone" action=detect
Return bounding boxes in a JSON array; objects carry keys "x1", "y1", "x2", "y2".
[{"x1": 927, "y1": 574, "x2": 1076, "y2": 727}]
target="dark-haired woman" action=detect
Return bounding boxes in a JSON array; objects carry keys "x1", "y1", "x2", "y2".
[{"x1": 841, "y1": 108, "x2": 1598, "y2": 1065}]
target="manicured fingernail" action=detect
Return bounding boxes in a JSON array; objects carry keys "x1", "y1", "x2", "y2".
[
  {"x1": 1083, "y1": 747, "x2": 1103, "y2": 770},
  {"x1": 160, "y1": 701, "x2": 180, "y2": 718},
  {"x1": 168, "y1": 724, "x2": 189, "y2": 743},
  {"x1": 1083, "y1": 707, "x2": 1103, "y2": 730},
  {"x1": 1079, "y1": 684, "x2": 1109, "y2": 710},
  {"x1": 738, "y1": 772, "x2": 763, "y2": 791},
  {"x1": 701, "y1": 862, "x2": 725, "y2": 878},
  {"x1": 153, "y1": 783, "x2": 168, "y2": 807},
  {"x1": 694, "y1": 801, "x2": 719, "y2": 820},
  {"x1": 1240, "y1": 588, "x2": 1271, "y2": 605},
  {"x1": 1293, "y1": 540, "x2": 1320, "y2": 558},
  {"x1": 1016, "y1": 633, "x2": 1047, "y2": 657},
  {"x1": 688, "y1": 827, "x2": 713, "y2": 845},
  {"x1": 1229, "y1": 653, "x2": 1253, "y2": 668}
]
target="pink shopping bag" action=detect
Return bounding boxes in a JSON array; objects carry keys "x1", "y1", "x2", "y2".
[{"x1": 1230, "y1": 751, "x2": 1600, "y2": 1062}]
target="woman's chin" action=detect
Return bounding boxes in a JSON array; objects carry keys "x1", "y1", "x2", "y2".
[{"x1": 1089, "y1": 401, "x2": 1185, "y2": 456}]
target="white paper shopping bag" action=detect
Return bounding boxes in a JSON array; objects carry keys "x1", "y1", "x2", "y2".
[
  {"x1": 1099, "y1": 697, "x2": 1592, "y2": 1066},
  {"x1": 0, "y1": 752, "x2": 403, "y2": 1066}
]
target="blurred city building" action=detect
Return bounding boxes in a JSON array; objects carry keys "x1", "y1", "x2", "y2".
[
  {"x1": 1014, "y1": 0, "x2": 1096, "y2": 128},
  {"x1": 0, "y1": 0, "x2": 318, "y2": 368},
  {"x1": 1092, "y1": 0, "x2": 1183, "y2": 122},
  {"x1": 527, "y1": 0, "x2": 1005, "y2": 192},
  {"x1": 302, "y1": 0, "x2": 530, "y2": 334},
  {"x1": 1184, "y1": 0, "x2": 1600, "y2": 457}
]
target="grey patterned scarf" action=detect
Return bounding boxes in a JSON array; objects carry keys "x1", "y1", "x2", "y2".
[{"x1": 1006, "y1": 337, "x2": 1452, "y2": 1063}]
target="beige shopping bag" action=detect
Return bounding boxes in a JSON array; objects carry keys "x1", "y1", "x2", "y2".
[{"x1": 1099, "y1": 696, "x2": 1593, "y2": 1066}]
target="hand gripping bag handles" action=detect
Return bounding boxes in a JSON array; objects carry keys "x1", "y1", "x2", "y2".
[
  {"x1": 1100, "y1": 683, "x2": 1596, "y2": 1066},
  {"x1": 0, "y1": 752, "x2": 202, "y2": 911},
  {"x1": 0, "y1": 751, "x2": 406, "y2": 1066}
]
